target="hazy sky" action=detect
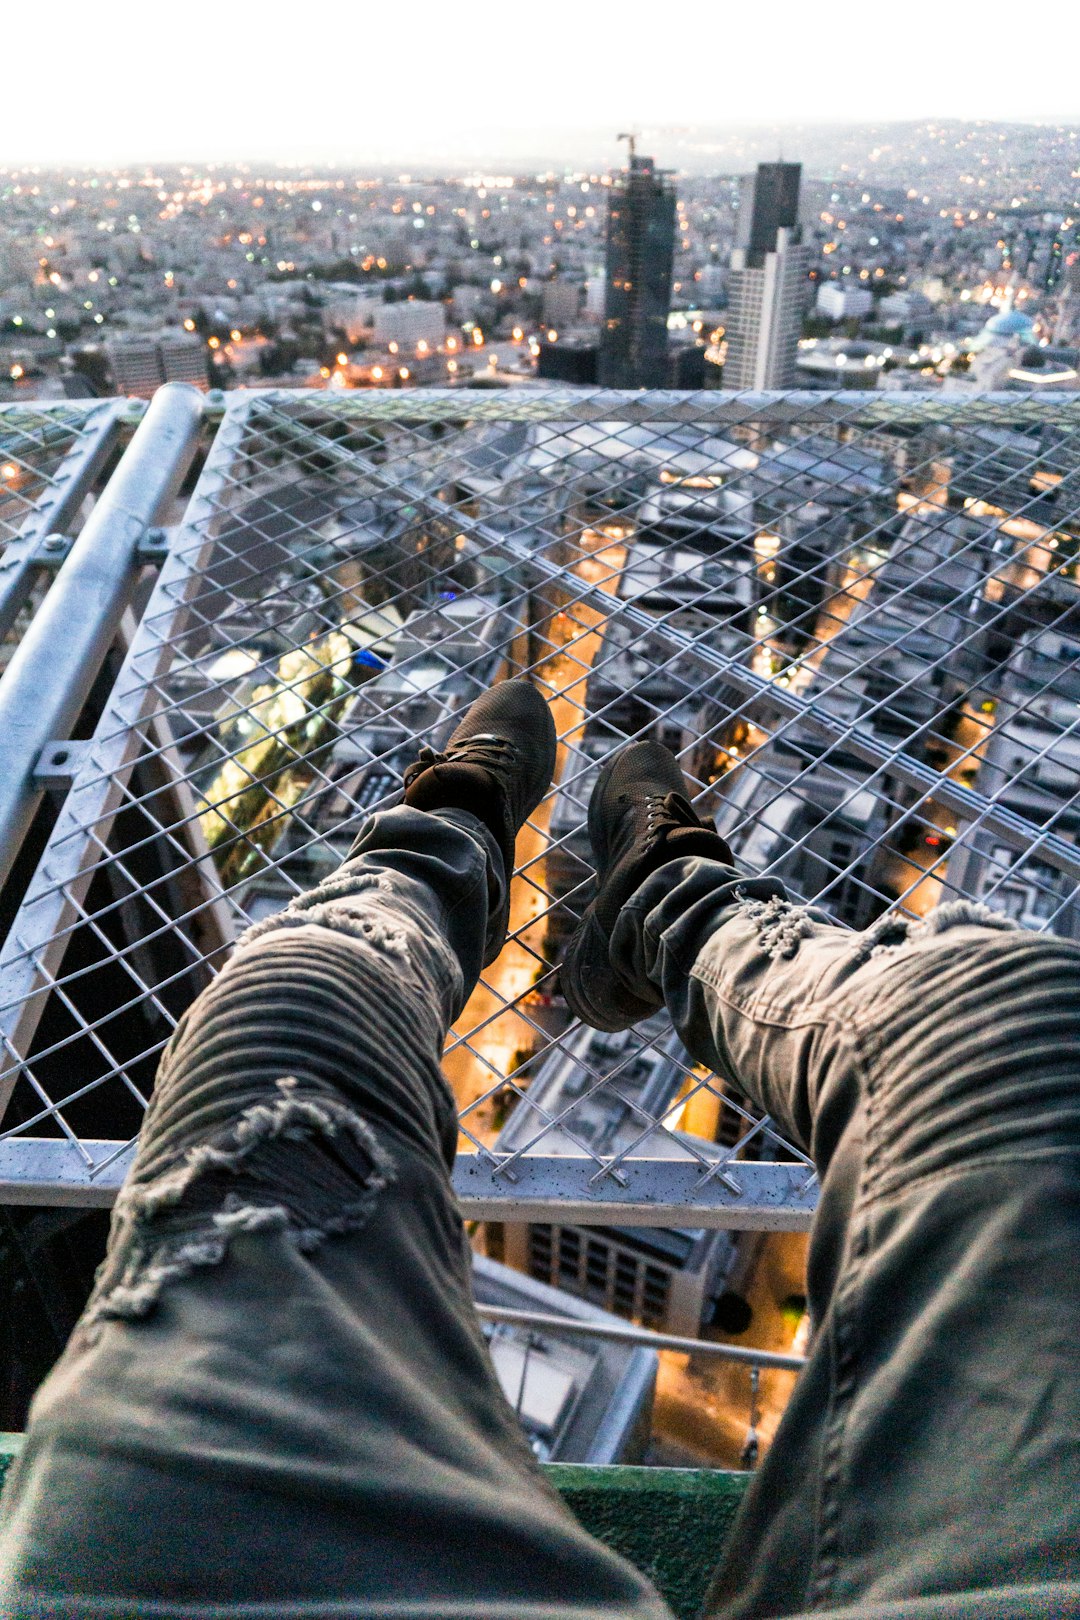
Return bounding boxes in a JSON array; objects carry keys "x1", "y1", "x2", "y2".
[{"x1": 8, "y1": 0, "x2": 1078, "y2": 167}]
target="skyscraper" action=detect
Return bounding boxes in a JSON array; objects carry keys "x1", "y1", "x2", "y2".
[
  {"x1": 599, "y1": 155, "x2": 676, "y2": 389},
  {"x1": 723, "y1": 162, "x2": 811, "y2": 391}
]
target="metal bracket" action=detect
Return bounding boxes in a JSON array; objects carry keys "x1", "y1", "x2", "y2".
[
  {"x1": 33, "y1": 740, "x2": 90, "y2": 792},
  {"x1": 35, "y1": 532, "x2": 74, "y2": 568},
  {"x1": 136, "y1": 527, "x2": 172, "y2": 565},
  {"x1": 0, "y1": 531, "x2": 73, "y2": 576}
]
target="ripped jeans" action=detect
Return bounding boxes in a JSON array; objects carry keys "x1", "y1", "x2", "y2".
[
  {"x1": 0, "y1": 806, "x2": 669, "y2": 1620},
  {"x1": 612, "y1": 860, "x2": 1080, "y2": 1618},
  {"x1": 1, "y1": 812, "x2": 1078, "y2": 1620}
]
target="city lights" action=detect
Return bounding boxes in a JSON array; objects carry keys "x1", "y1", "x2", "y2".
[{"x1": 0, "y1": 137, "x2": 1073, "y2": 463}]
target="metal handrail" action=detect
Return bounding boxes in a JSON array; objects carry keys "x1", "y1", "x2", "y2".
[
  {"x1": 474, "y1": 1302, "x2": 807, "y2": 1371},
  {"x1": 0, "y1": 384, "x2": 203, "y2": 894}
]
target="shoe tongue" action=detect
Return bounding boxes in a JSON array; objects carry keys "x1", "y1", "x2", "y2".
[{"x1": 662, "y1": 791, "x2": 706, "y2": 830}]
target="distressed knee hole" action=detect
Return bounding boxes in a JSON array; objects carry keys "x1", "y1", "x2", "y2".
[
  {"x1": 735, "y1": 890, "x2": 815, "y2": 960},
  {"x1": 911, "y1": 898, "x2": 1020, "y2": 938},
  {"x1": 237, "y1": 871, "x2": 410, "y2": 962},
  {"x1": 81, "y1": 1077, "x2": 395, "y2": 1340}
]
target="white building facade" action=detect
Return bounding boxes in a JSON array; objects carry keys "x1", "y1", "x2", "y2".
[
  {"x1": 371, "y1": 300, "x2": 446, "y2": 351},
  {"x1": 816, "y1": 283, "x2": 873, "y2": 322},
  {"x1": 724, "y1": 228, "x2": 811, "y2": 390}
]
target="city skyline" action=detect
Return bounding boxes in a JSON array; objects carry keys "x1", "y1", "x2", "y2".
[{"x1": 5, "y1": 0, "x2": 1078, "y2": 166}]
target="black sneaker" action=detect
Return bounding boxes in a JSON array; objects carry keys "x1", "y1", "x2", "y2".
[
  {"x1": 560, "y1": 740, "x2": 734, "y2": 1031},
  {"x1": 403, "y1": 679, "x2": 557, "y2": 964}
]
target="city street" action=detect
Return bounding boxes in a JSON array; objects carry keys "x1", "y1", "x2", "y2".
[
  {"x1": 444, "y1": 526, "x2": 627, "y2": 1143},
  {"x1": 439, "y1": 518, "x2": 810, "y2": 1468}
]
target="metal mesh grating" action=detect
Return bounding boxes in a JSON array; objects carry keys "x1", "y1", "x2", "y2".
[
  {"x1": 0, "y1": 399, "x2": 125, "y2": 663},
  {"x1": 0, "y1": 388, "x2": 1077, "y2": 1222}
]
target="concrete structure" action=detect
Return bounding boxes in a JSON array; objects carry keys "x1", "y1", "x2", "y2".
[
  {"x1": 495, "y1": 1019, "x2": 741, "y2": 1336},
  {"x1": 371, "y1": 300, "x2": 446, "y2": 351},
  {"x1": 159, "y1": 336, "x2": 212, "y2": 388},
  {"x1": 735, "y1": 162, "x2": 801, "y2": 262},
  {"x1": 472, "y1": 1254, "x2": 657, "y2": 1463},
  {"x1": 108, "y1": 335, "x2": 208, "y2": 398},
  {"x1": 583, "y1": 275, "x2": 606, "y2": 321},
  {"x1": 877, "y1": 290, "x2": 933, "y2": 330},
  {"x1": 947, "y1": 632, "x2": 1080, "y2": 938},
  {"x1": 542, "y1": 282, "x2": 584, "y2": 330},
  {"x1": 599, "y1": 156, "x2": 676, "y2": 389},
  {"x1": 324, "y1": 288, "x2": 382, "y2": 344},
  {"x1": 796, "y1": 337, "x2": 901, "y2": 389},
  {"x1": 537, "y1": 337, "x2": 598, "y2": 385},
  {"x1": 238, "y1": 589, "x2": 524, "y2": 919},
  {"x1": 713, "y1": 502, "x2": 1002, "y2": 927},
  {"x1": 955, "y1": 305, "x2": 1040, "y2": 391},
  {"x1": 816, "y1": 283, "x2": 873, "y2": 322}
]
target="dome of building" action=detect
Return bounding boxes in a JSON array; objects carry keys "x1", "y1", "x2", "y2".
[{"x1": 984, "y1": 308, "x2": 1036, "y2": 339}]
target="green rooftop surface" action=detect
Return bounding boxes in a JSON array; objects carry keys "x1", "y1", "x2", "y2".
[
  {"x1": 546, "y1": 1462, "x2": 750, "y2": 1618},
  {"x1": 1, "y1": 1436, "x2": 749, "y2": 1620}
]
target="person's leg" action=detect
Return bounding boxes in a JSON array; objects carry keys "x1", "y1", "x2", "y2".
[
  {"x1": 0, "y1": 685, "x2": 669, "y2": 1620},
  {"x1": 565, "y1": 741, "x2": 1080, "y2": 1619}
]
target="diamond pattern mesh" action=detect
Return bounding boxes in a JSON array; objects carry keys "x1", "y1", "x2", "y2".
[
  {"x1": 0, "y1": 389, "x2": 1076, "y2": 1216},
  {"x1": 0, "y1": 400, "x2": 121, "y2": 666}
]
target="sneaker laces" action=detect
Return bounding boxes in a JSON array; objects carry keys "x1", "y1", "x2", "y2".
[
  {"x1": 641, "y1": 790, "x2": 708, "y2": 850},
  {"x1": 404, "y1": 734, "x2": 512, "y2": 786}
]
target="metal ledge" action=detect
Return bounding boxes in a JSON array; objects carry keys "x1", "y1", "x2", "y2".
[{"x1": 0, "y1": 1137, "x2": 817, "y2": 1227}]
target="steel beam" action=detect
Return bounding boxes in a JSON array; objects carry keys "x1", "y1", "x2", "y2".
[
  {"x1": 0, "y1": 393, "x2": 243, "y2": 1098},
  {"x1": 0, "y1": 1135, "x2": 817, "y2": 1225},
  {"x1": 453, "y1": 1153, "x2": 816, "y2": 1229},
  {"x1": 247, "y1": 383, "x2": 1080, "y2": 430},
  {"x1": 0, "y1": 386, "x2": 203, "y2": 896},
  {"x1": 0, "y1": 402, "x2": 128, "y2": 641},
  {"x1": 0, "y1": 1138, "x2": 135, "y2": 1206}
]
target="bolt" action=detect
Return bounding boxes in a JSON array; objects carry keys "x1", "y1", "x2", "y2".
[{"x1": 42, "y1": 534, "x2": 66, "y2": 552}]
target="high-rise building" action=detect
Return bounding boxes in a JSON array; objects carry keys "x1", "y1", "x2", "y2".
[
  {"x1": 599, "y1": 155, "x2": 676, "y2": 389},
  {"x1": 735, "y1": 161, "x2": 801, "y2": 261},
  {"x1": 108, "y1": 335, "x2": 208, "y2": 399},
  {"x1": 159, "y1": 337, "x2": 212, "y2": 389},
  {"x1": 107, "y1": 339, "x2": 165, "y2": 400},
  {"x1": 723, "y1": 162, "x2": 811, "y2": 391},
  {"x1": 1054, "y1": 260, "x2": 1080, "y2": 345}
]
